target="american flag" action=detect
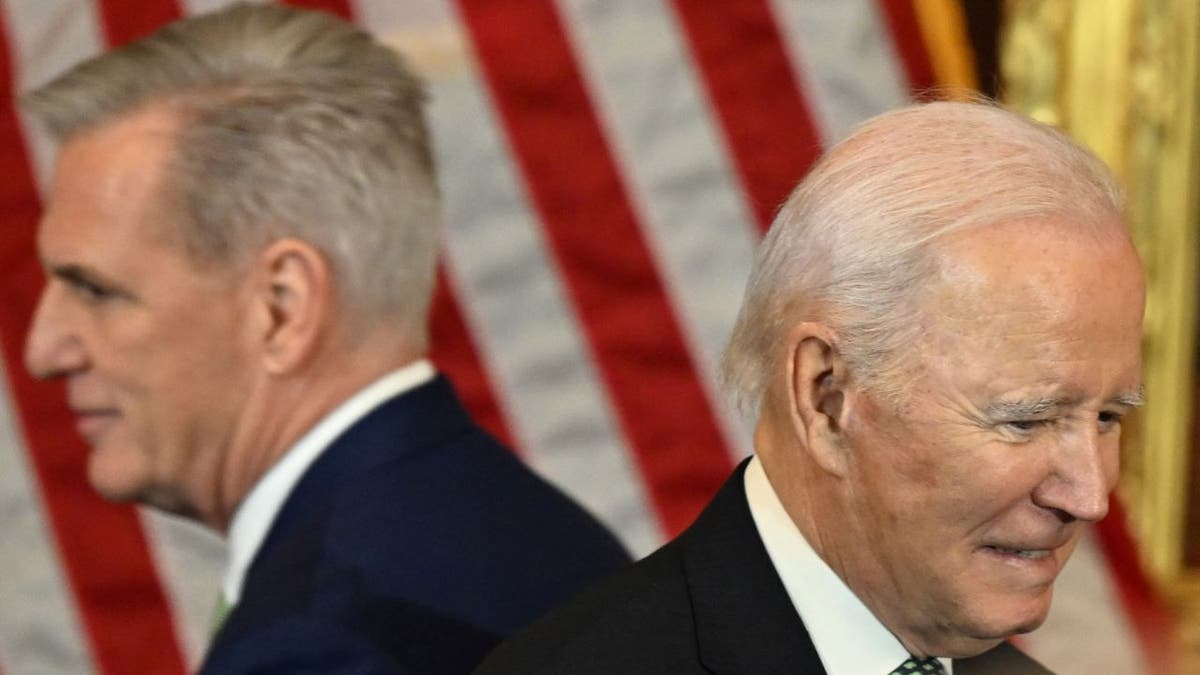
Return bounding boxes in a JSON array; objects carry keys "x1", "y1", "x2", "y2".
[{"x1": 0, "y1": 1, "x2": 1168, "y2": 673}]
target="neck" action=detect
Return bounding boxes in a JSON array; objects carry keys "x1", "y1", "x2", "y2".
[
  {"x1": 754, "y1": 413, "x2": 840, "y2": 581},
  {"x1": 756, "y1": 410, "x2": 929, "y2": 653},
  {"x1": 201, "y1": 333, "x2": 422, "y2": 532}
]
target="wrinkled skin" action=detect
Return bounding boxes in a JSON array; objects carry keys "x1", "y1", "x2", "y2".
[{"x1": 815, "y1": 219, "x2": 1144, "y2": 657}]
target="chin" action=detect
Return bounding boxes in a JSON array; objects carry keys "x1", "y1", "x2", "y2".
[
  {"x1": 86, "y1": 446, "x2": 152, "y2": 504},
  {"x1": 927, "y1": 609, "x2": 1049, "y2": 659},
  {"x1": 139, "y1": 486, "x2": 198, "y2": 518},
  {"x1": 964, "y1": 593, "x2": 1054, "y2": 644},
  {"x1": 930, "y1": 634, "x2": 1007, "y2": 660}
]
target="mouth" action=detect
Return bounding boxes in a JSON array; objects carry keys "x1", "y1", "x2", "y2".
[
  {"x1": 976, "y1": 537, "x2": 1073, "y2": 580},
  {"x1": 980, "y1": 545, "x2": 1053, "y2": 560},
  {"x1": 71, "y1": 409, "x2": 119, "y2": 442}
]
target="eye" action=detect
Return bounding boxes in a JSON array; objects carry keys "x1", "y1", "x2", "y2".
[
  {"x1": 999, "y1": 419, "x2": 1049, "y2": 437},
  {"x1": 1098, "y1": 410, "x2": 1124, "y2": 430},
  {"x1": 67, "y1": 277, "x2": 116, "y2": 303}
]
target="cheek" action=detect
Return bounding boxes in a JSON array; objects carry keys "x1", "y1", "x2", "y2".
[
  {"x1": 854, "y1": 429, "x2": 1037, "y2": 537},
  {"x1": 851, "y1": 410, "x2": 949, "y2": 493},
  {"x1": 849, "y1": 396, "x2": 1051, "y2": 533},
  {"x1": 936, "y1": 447, "x2": 1053, "y2": 534},
  {"x1": 91, "y1": 312, "x2": 159, "y2": 381},
  {"x1": 1101, "y1": 436, "x2": 1121, "y2": 489}
]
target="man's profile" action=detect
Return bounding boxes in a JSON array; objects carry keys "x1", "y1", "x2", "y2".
[
  {"x1": 477, "y1": 101, "x2": 1144, "y2": 674},
  {"x1": 22, "y1": 3, "x2": 630, "y2": 672}
]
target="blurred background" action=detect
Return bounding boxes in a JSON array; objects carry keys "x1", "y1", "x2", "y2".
[{"x1": 0, "y1": 0, "x2": 1195, "y2": 673}]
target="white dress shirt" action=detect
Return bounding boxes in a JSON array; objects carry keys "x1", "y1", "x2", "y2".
[
  {"x1": 744, "y1": 456, "x2": 953, "y2": 674},
  {"x1": 221, "y1": 359, "x2": 436, "y2": 606}
]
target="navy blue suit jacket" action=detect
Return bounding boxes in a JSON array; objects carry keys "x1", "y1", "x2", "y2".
[{"x1": 200, "y1": 376, "x2": 631, "y2": 674}]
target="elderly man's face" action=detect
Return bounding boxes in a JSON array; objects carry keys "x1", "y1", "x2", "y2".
[
  {"x1": 25, "y1": 109, "x2": 256, "y2": 515},
  {"x1": 838, "y1": 219, "x2": 1144, "y2": 655}
]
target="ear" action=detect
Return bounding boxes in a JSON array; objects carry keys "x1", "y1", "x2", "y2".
[
  {"x1": 786, "y1": 322, "x2": 851, "y2": 477},
  {"x1": 251, "y1": 238, "x2": 333, "y2": 375}
]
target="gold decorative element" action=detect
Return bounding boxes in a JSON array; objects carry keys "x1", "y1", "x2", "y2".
[
  {"x1": 911, "y1": 0, "x2": 979, "y2": 95},
  {"x1": 1124, "y1": 0, "x2": 1199, "y2": 586},
  {"x1": 1003, "y1": 0, "x2": 1200, "y2": 660},
  {"x1": 999, "y1": 0, "x2": 1070, "y2": 126}
]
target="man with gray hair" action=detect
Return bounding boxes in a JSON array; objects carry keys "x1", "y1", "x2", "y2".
[
  {"x1": 478, "y1": 101, "x2": 1145, "y2": 674},
  {"x1": 22, "y1": 3, "x2": 629, "y2": 672}
]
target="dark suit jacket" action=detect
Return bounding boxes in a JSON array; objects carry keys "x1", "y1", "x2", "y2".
[
  {"x1": 477, "y1": 459, "x2": 1053, "y2": 675},
  {"x1": 200, "y1": 376, "x2": 631, "y2": 674}
]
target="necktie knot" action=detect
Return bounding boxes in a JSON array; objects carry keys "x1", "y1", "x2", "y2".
[{"x1": 890, "y1": 656, "x2": 946, "y2": 675}]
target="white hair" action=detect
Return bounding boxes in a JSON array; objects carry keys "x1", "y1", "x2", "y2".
[
  {"x1": 721, "y1": 101, "x2": 1125, "y2": 413},
  {"x1": 24, "y1": 2, "x2": 438, "y2": 347}
]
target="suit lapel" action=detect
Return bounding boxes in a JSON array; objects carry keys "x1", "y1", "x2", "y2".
[
  {"x1": 251, "y1": 376, "x2": 475, "y2": 577},
  {"x1": 680, "y1": 459, "x2": 826, "y2": 674}
]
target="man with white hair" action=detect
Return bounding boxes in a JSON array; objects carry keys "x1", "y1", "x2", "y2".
[
  {"x1": 22, "y1": 3, "x2": 629, "y2": 672},
  {"x1": 477, "y1": 101, "x2": 1145, "y2": 674}
]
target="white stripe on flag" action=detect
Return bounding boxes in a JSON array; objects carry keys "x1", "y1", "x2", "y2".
[
  {"x1": 0, "y1": 0, "x2": 105, "y2": 193},
  {"x1": 767, "y1": 0, "x2": 910, "y2": 146},
  {"x1": 363, "y1": 0, "x2": 664, "y2": 556},
  {"x1": 180, "y1": 0, "x2": 269, "y2": 17},
  {"x1": 351, "y1": 0, "x2": 447, "y2": 33},
  {"x1": 1023, "y1": 529, "x2": 1145, "y2": 675},
  {"x1": 139, "y1": 510, "x2": 225, "y2": 669},
  {"x1": 557, "y1": 0, "x2": 757, "y2": 460},
  {"x1": 0, "y1": 363, "x2": 93, "y2": 675}
]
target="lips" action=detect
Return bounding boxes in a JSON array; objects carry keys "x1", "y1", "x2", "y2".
[
  {"x1": 71, "y1": 408, "x2": 119, "y2": 441},
  {"x1": 982, "y1": 533, "x2": 1071, "y2": 553},
  {"x1": 976, "y1": 534, "x2": 1074, "y2": 577},
  {"x1": 981, "y1": 545, "x2": 1052, "y2": 559}
]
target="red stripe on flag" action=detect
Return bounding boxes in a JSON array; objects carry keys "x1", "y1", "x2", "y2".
[
  {"x1": 670, "y1": 0, "x2": 823, "y2": 231},
  {"x1": 455, "y1": 0, "x2": 735, "y2": 537},
  {"x1": 0, "y1": 14, "x2": 188, "y2": 675},
  {"x1": 429, "y1": 267, "x2": 516, "y2": 451},
  {"x1": 876, "y1": 0, "x2": 939, "y2": 94},
  {"x1": 1094, "y1": 498, "x2": 1181, "y2": 674},
  {"x1": 280, "y1": 0, "x2": 354, "y2": 21},
  {"x1": 96, "y1": 0, "x2": 182, "y2": 47}
]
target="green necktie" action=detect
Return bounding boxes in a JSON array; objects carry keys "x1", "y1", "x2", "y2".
[
  {"x1": 210, "y1": 593, "x2": 232, "y2": 636},
  {"x1": 890, "y1": 657, "x2": 946, "y2": 675}
]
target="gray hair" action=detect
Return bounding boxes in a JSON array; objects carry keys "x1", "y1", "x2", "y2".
[
  {"x1": 24, "y1": 2, "x2": 438, "y2": 347},
  {"x1": 721, "y1": 101, "x2": 1125, "y2": 413}
]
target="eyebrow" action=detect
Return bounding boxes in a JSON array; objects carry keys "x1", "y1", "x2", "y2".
[
  {"x1": 982, "y1": 386, "x2": 1146, "y2": 420},
  {"x1": 49, "y1": 264, "x2": 100, "y2": 286},
  {"x1": 981, "y1": 397, "x2": 1066, "y2": 420},
  {"x1": 47, "y1": 264, "x2": 132, "y2": 299},
  {"x1": 1111, "y1": 386, "x2": 1146, "y2": 408},
  {"x1": 49, "y1": 263, "x2": 127, "y2": 291}
]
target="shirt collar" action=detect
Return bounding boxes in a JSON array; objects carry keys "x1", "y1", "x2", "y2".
[
  {"x1": 222, "y1": 359, "x2": 436, "y2": 604},
  {"x1": 743, "y1": 456, "x2": 953, "y2": 675}
]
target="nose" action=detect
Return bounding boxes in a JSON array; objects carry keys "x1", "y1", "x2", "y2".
[
  {"x1": 1031, "y1": 425, "x2": 1117, "y2": 523},
  {"x1": 25, "y1": 282, "x2": 87, "y2": 380}
]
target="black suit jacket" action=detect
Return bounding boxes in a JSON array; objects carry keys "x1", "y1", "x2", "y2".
[
  {"x1": 477, "y1": 460, "x2": 1053, "y2": 675},
  {"x1": 200, "y1": 375, "x2": 631, "y2": 674}
]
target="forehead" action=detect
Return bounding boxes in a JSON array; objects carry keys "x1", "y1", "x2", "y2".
[
  {"x1": 39, "y1": 106, "x2": 184, "y2": 260},
  {"x1": 914, "y1": 218, "x2": 1144, "y2": 396},
  {"x1": 927, "y1": 218, "x2": 1143, "y2": 321}
]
